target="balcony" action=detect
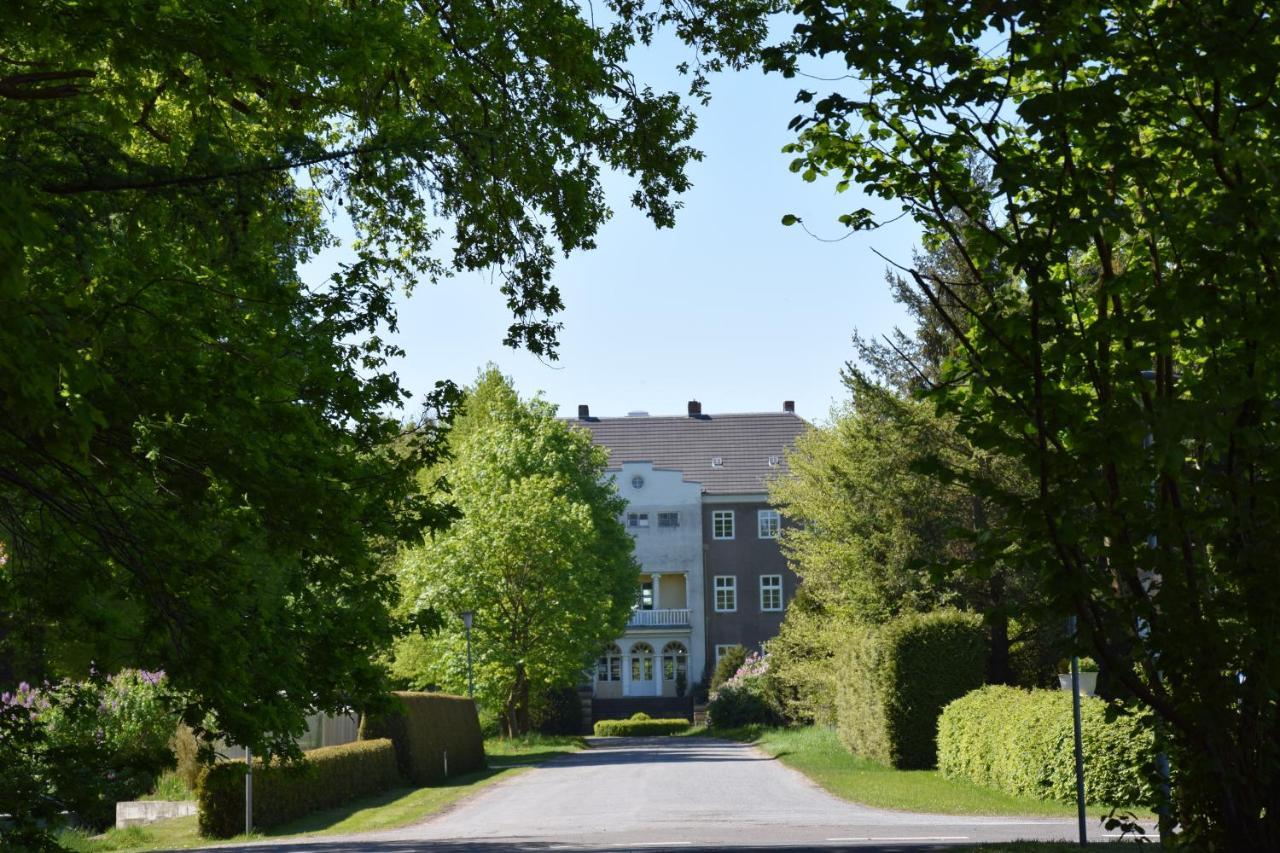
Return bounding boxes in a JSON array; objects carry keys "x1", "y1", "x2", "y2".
[{"x1": 628, "y1": 608, "x2": 692, "y2": 628}]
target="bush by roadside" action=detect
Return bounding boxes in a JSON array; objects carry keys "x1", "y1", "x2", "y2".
[
  {"x1": 709, "y1": 645, "x2": 747, "y2": 691},
  {"x1": 197, "y1": 738, "x2": 400, "y2": 838},
  {"x1": 937, "y1": 685, "x2": 1156, "y2": 807},
  {"x1": 707, "y1": 652, "x2": 783, "y2": 728},
  {"x1": 836, "y1": 609, "x2": 986, "y2": 769},
  {"x1": 593, "y1": 714, "x2": 689, "y2": 736},
  {"x1": 359, "y1": 691, "x2": 485, "y2": 785}
]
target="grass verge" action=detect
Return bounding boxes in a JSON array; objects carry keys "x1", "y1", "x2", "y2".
[
  {"x1": 57, "y1": 734, "x2": 585, "y2": 852},
  {"x1": 703, "y1": 725, "x2": 1153, "y2": 822}
]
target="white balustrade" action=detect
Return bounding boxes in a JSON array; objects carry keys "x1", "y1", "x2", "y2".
[{"x1": 628, "y1": 608, "x2": 691, "y2": 627}]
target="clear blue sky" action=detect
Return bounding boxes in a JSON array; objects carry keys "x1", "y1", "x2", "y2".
[{"x1": 306, "y1": 37, "x2": 920, "y2": 427}]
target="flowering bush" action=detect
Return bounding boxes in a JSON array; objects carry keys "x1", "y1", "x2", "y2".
[
  {"x1": 707, "y1": 653, "x2": 783, "y2": 729},
  {"x1": 1, "y1": 670, "x2": 180, "y2": 834}
]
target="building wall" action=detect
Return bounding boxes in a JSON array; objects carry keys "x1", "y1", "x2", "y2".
[
  {"x1": 701, "y1": 497, "x2": 800, "y2": 677},
  {"x1": 609, "y1": 462, "x2": 707, "y2": 685}
]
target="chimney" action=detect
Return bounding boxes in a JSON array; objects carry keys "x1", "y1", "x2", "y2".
[
  {"x1": 783, "y1": 400, "x2": 795, "y2": 414},
  {"x1": 578, "y1": 404, "x2": 590, "y2": 420},
  {"x1": 687, "y1": 400, "x2": 702, "y2": 418}
]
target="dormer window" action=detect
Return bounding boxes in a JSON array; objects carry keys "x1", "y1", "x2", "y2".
[
  {"x1": 711, "y1": 456, "x2": 723, "y2": 467},
  {"x1": 768, "y1": 455, "x2": 780, "y2": 467}
]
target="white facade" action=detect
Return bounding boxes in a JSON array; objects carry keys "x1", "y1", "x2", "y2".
[{"x1": 594, "y1": 462, "x2": 706, "y2": 698}]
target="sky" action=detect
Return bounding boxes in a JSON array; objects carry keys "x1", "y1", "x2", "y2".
[{"x1": 304, "y1": 33, "x2": 922, "y2": 428}]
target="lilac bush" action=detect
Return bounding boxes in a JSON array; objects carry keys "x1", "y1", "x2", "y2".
[
  {"x1": 707, "y1": 652, "x2": 783, "y2": 729},
  {"x1": 1, "y1": 669, "x2": 180, "y2": 833}
]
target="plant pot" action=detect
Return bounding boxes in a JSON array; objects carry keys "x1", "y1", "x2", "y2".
[{"x1": 1058, "y1": 671, "x2": 1099, "y2": 696}]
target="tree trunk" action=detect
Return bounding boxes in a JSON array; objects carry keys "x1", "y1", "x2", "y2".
[{"x1": 504, "y1": 664, "x2": 531, "y2": 736}]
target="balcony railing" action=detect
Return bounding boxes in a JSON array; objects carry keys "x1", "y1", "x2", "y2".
[{"x1": 628, "y1": 608, "x2": 691, "y2": 627}]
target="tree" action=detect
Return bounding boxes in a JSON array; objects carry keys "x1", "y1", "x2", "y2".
[
  {"x1": 1, "y1": 0, "x2": 766, "y2": 750},
  {"x1": 2, "y1": 1, "x2": 770, "y2": 839},
  {"x1": 394, "y1": 370, "x2": 637, "y2": 735},
  {"x1": 768, "y1": 1, "x2": 1280, "y2": 846}
]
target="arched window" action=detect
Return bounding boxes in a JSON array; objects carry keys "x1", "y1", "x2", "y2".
[
  {"x1": 597, "y1": 643, "x2": 622, "y2": 682},
  {"x1": 661, "y1": 641, "x2": 688, "y2": 681},
  {"x1": 630, "y1": 641, "x2": 655, "y2": 681}
]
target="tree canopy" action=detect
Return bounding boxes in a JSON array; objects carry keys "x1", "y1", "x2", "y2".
[
  {"x1": 767, "y1": 0, "x2": 1280, "y2": 846},
  {"x1": 393, "y1": 370, "x2": 637, "y2": 735},
  {"x1": 0, "y1": 7, "x2": 773, "y2": 829}
]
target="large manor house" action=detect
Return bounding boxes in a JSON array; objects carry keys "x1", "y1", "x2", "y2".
[{"x1": 573, "y1": 400, "x2": 808, "y2": 715}]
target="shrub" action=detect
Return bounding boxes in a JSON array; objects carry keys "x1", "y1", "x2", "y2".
[
  {"x1": 937, "y1": 685, "x2": 1156, "y2": 807},
  {"x1": 197, "y1": 739, "x2": 399, "y2": 837},
  {"x1": 358, "y1": 692, "x2": 484, "y2": 785},
  {"x1": 835, "y1": 610, "x2": 986, "y2": 769},
  {"x1": 4, "y1": 670, "x2": 180, "y2": 830},
  {"x1": 766, "y1": 606, "x2": 849, "y2": 726},
  {"x1": 709, "y1": 645, "x2": 747, "y2": 691},
  {"x1": 476, "y1": 705, "x2": 501, "y2": 739},
  {"x1": 592, "y1": 718, "x2": 689, "y2": 736},
  {"x1": 707, "y1": 652, "x2": 783, "y2": 728},
  {"x1": 532, "y1": 686, "x2": 583, "y2": 735}
]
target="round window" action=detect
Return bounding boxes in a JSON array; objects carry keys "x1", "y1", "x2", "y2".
[{"x1": 631, "y1": 475, "x2": 645, "y2": 489}]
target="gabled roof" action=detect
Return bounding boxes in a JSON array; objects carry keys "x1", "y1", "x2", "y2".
[{"x1": 571, "y1": 411, "x2": 809, "y2": 495}]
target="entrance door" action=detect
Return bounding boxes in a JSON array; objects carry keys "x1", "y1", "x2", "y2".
[{"x1": 627, "y1": 642, "x2": 657, "y2": 696}]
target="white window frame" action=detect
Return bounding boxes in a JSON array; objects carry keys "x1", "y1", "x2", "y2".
[
  {"x1": 759, "y1": 574, "x2": 784, "y2": 612},
  {"x1": 714, "y1": 644, "x2": 736, "y2": 665},
  {"x1": 628, "y1": 512, "x2": 649, "y2": 529},
  {"x1": 757, "y1": 509, "x2": 781, "y2": 539},
  {"x1": 713, "y1": 575, "x2": 737, "y2": 612},
  {"x1": 657, "y1": 511, "x2": 680, "y2": 528},
  {"x1": 712, "y1": 510, "x2": 735, "y2": 540}
]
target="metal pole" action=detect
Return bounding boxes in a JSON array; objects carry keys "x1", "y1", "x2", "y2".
[
  {"x1": 1068, "y1": 616, "x2": 1087, "y2": 846},
  {"x1": 466, "y1": 624, "x2": 474, "y2": 698},
  {"x1": 244, "y1": 747, "x2": 253, "y2": 835}
]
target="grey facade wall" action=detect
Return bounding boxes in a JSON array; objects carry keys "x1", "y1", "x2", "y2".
[{"x1": 701, "y1": 498, "x2": 800, "y2": 679}]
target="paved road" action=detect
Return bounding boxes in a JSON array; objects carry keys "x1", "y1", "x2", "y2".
[{"x1": 208, "y1": 737, "x2": 1142, "y2": 852}]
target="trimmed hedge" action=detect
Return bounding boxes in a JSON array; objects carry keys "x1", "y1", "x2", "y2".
[
  {"x1": 937, "y1": 685, "x2": 1155, "y2": 807},
  {"x1": 593, "y1": 717, "x2": 690, "y2": 736},
  {"x1": 836, "y1": 609, "x2": 986, "y2": 769},
  {"x1": 358, "y1": 691, "x2": 484, "y2": 785},
  {"x1": 197, "y1": 739, "x2": 399, "y2": 838}
]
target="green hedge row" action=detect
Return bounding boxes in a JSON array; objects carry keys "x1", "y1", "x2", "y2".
[
  {"x1": 593, "y1": 718, "x2": 690, "y2": 736},
  {"x1": 937, "y1": 685, "x2": 1155, "y2": 806},
  {"x1": 836, "y1": 609, "x2": 987, "y2": 769},
  {"x1": 197, "y1": 739, "x2": 399, "y2": 838},
  {"x1": 358, "y1": 691, "x2": 484, "y2": 785}
]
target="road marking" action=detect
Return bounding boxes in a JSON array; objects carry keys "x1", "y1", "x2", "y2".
[{"x1": 827, "y1": 837, "x2": 970, "y2": 842}]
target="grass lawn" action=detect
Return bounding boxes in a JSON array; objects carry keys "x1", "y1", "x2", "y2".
[
  {"x1": 704, "y1": 725, "x2": 1151, "y2": 822},
  {"x1": 58, "y1": 734, "x2": 585, "y2": 852}
]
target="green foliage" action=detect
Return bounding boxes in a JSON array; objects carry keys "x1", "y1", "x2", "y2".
[
  {"x1": 938, "y1": 686, "x2": 1156, "y2": 808},
  {"x1": 766, "y1": 594, "x2": 851, "y2": 725},
  {"x1": 766, "y1": 0, "x2": 1280, "y2": 844},
  {"x1": 709, "y1": 645, "x2": 747, "y2": 692},
  {"x1": 0, "y1": 671, "x2": 179, "y2": 835},
  {"x1": 836, "y1": 611, "x2": 986, "y2": 770},
  {"x1": 169, "y1": 725, "x2": 205, "y2": 794},
  {"x1": 358, "y1": 692, "x2": 485, "y2": 787},
  {"x1": 0, "y1": 3, "x2": 776, "y2": 839},
  {"x1": 197, "y1": 739, "x2": 400, "y2": 838},
  {"x1": 394, "y1": 370, "x2": 637, "y2": 734},
  {"x1": 592, "y1": 718, "x2": 690, "y2": 736},
  {"x1": 708, "y1": 652, "x2": 783, "y2": 729},
  {"x1": 531, "y1": 687, "x2": 584, "y2": 736}
]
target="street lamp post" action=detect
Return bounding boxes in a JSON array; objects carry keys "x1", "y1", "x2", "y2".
[{"x1": 460, "y1": 611, "x2": 474, "y2": 698}]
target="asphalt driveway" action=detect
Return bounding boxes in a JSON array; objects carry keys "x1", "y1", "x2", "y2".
[{"x1": 203, "y1": 736, "x2": 1137, "y2": 852}]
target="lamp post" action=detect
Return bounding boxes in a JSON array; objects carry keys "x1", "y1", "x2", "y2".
[{"x1": 460, "y1": 611, "x2": 474, "y2": 698}]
